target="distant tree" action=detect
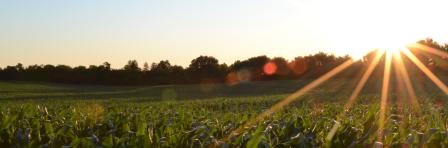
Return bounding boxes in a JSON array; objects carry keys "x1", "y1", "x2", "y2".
[
  {"x1": 16, "y1": 63, "x2": 24, "y2": 71},
  {"x1": 120, "y1": 60, "x2": 142, "y2": 84},
  {"x1": 289, "y1": 56, "x2": 308, "y2": 76},
  {"x1": 1, "y1": 65, "x2": 20, "y2": 80},
  {"x1": 306, "y1": 52, "x2": 340, "y2": 77},
  {"x1": 169, "y1": 65, "x2": 186, "y2": 83},
  {"x1": 43, "y1": 64, "x2": 56, "y2": 70},
  {"x1": 88, "y1": 65, "x2": 98, "y2": 70},
  {"x1": 0, "y1": 38, "x2": 445, "y2": 85},
  {"x1": 148, "y1": 60, "x2": 172, "y2": 84},
  {"x1": 413, "y1": 38, "x2": 448, "y2": 69},
  {"x1": 188, "y1": 56, "x2": 224, "y2": 83},
  {"x1": 271, "y1": 57, "x2": 291, "y2": 77},
  {"x1": 418, "y1": 38, "x2": 444, "y2": 50},
  {"x1": 124, "y1": 60, "x2": 140, "y2": 71},
  {"x1": 218, "y1": 63, "x2": 229, "y2": 75},
  {"x1": 102, "y1": 62, "x2": 111, "y2": 71},
  {"x1": 189, "y1": 56, "x2": 219, "y2": 70},
  {"x1": 147, "y1": 60, "x2": 187, "y2": 84},
  {"x1": 73, "y1": 66, "x2": 87, "y2": 71},
  {"x1": 230, "y1": 56, "x2": 270, "y2": 81},
  {"x1": 152, "y1": 60, "x2": 171, "y2": 71},
  {"x1": 27, "y1": 64, "x2": 43, "y2": 71},
  {"x1": 143, "y1": 62, "x2": 150, "y2": 71}
]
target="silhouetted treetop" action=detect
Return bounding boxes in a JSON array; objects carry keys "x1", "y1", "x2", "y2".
[{"x1": 124, "y1": 60, "x2": 140, "y2": 72}]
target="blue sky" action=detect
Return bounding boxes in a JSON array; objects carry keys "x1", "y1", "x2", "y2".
[{"x1": 1, "y1": 0, "x2": 447, "y2": 68}]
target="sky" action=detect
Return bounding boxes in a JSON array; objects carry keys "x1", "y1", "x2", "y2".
[{"x1": 1, "y1": 0, "x2": 447, "y2": 68}]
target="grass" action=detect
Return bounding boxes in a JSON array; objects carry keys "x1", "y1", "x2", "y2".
[
  {"x1": 0, "y1": 79, "x2": 447, "y2": 147},
  {"x1": 0, "y1": 79, "x2": 353, "y2": 100}
]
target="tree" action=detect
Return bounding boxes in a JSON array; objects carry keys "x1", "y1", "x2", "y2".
[
  {"x1": 148, "y1": 60, "x2": 172, "y2": 84},
  {"x1": 188, "y1": 56, "x2": 224, "y2": 83},
  {"x1": 124, "y1": 60, "x2": 140, "y2": 71},
  {"x1": 289, "y1": 56, "x2": 308, "y2": 76},
  {"x1": 189, "y1": 56, "x2": 219, "y2": 70},
  {"x1": 0, "y1": 38, "x2": 446, "y2": 86},
  {"x1": 230, "y1": 55, "x2": 270, "y2": 81},
  {"x1": 16, "y1": 63, "x2": 24, "y2": 71},
  {"x1": 152, "y1": 60, "x2": 171, "y2": 71},
  {"x1": 102, "y1": 62, "x2": 111, "y2": 71},
  {"x1": 147, "y1": 60, "x2": 186, "y2": 84},
  {"x1": 271, "y1": 57, "x2": 291, "y2": 77},
  {"x1": 414, "y1": 38, "x2": 448, "y2": 69},
  {"x1": 143, "y1": 62, "x2": 150, "y2": 71}
]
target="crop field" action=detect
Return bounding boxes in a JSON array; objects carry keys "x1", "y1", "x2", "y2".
[
  {"x1": 0, "y1": 80, "x2": 448, "y2": 147},
  {"x1": 3, "y1": 0, "x2": 448, "y2": 147}
]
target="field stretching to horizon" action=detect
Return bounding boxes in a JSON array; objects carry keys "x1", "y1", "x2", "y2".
[
  {"x1": 1, "y1": 77, "x2": 448, "y2": 147},
  {"x1": 3, "y1": 0, "x2": 448, "y2": 147}
]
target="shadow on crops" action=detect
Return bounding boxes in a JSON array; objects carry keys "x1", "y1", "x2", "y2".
[{"x1": 0, "y1": 76, "x2": 447, "y2": 102}]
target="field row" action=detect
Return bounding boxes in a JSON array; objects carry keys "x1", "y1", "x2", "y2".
[{"x1": 0, "y1": 95, "x2": 447, "y2": 147}]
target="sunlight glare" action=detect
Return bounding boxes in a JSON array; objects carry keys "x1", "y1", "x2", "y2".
[
  {"x1": 393, "y1": 51, "x2": 422, "y2": 113},
  {"x1": 226, "y1": 60, "x2": 354, "y2": 140},
  {"x1": 326, "y1": 49, "x2": 385, "y2": 142},
  {"x1": 332, "y1": 40, "x2": 410, "y2": 61},
  {"x1": 312, "y1": 0, "x2": 448, "y2": 61},
  {"x1": 408, "y1": 43, "x2": 448, "y2": 58},
  {"x1": 378, "y1": 50, "x2": 393, "y2": 143},
  {"x1": 401, "y1": 48, "x2": 448, "y2": 94},
  {"x1": 345, "y1": 49, "x2": 385, "y2": 111}
]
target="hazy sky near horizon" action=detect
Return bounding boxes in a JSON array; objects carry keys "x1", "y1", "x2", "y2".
[{"x1": 1, "y1": 0, "x2": 448, "y2": 68}]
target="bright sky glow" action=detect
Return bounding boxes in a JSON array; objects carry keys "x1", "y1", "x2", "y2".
[{"x1": 0, "y1": 0, "x2": 447, "y2": 68}]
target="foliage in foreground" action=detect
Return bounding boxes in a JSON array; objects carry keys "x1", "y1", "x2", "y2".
[{"x1": 0, "y1": 96, "x2": 447, "y2": 147}]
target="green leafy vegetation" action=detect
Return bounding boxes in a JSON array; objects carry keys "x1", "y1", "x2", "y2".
[
  {"x1": 1, "y1": 96, "x2": 448, "y2": 147},
  {"x1": 0, "y1": 81, "x2": 447, "y2": 147}
]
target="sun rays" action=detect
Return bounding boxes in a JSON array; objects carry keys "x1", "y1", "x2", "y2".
[
  {"x1": 393, "y1": 49, "x2": 421, "y2": 113},
  {"x1": 226, "y1": 59, "x2": 355, "y2": 139},
  {"x1": 221, "y1": 42, "x2": 448, "y2": 145},
  {"x1": 377, "y1": 49, "x2": 393, "y2": 142},
  {"x1": 401, "y1": 48, "x2": 448, "y2": 95}
]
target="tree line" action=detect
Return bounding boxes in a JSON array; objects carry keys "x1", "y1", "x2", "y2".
[{"x1": 0, "y1": 38, "x2": 447, "y2": 85}]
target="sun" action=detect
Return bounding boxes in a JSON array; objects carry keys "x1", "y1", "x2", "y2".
[
  {"x1": 376, "y1": 39, "x2": 408, "y2": 53},
  {"x1": 385, "y1": 47, "x2": 401, "y2": 55},
  {"x1": 349, "y1": 38, "x2": 411, "y2": 61},
  {"x1": 347, "y1": 46, "x2": 404, "y2": 61},
  {"x1": 326, "y1": 33, "x2": 415, "y2": 61}
]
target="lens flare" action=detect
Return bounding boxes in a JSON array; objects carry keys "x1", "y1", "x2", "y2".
[
  {"x1": 220, "y1": 41, "x2": 448, "y2": 146},
  {"x1": 263, "y1": 62, "x2": 277, "y2": 75},
  {"x1": 225, "y1": 60, "x2": 354, "y2": 140}
]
